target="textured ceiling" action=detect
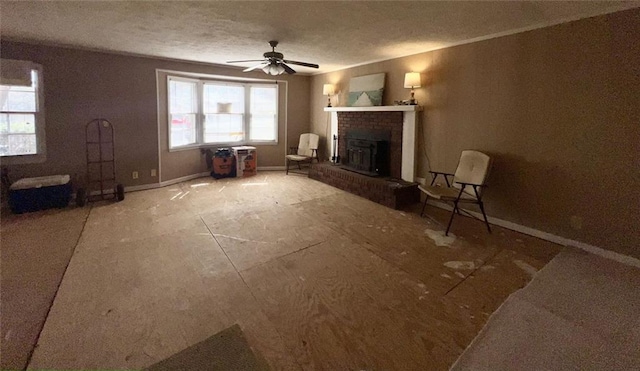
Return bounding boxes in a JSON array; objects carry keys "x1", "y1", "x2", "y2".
[{"x1": 1, "y1": 1, "x2": 638, "y2": 75}]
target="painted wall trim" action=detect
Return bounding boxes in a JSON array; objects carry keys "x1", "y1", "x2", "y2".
[
  {"x1": 158, "y1": 172, "x2": 210, "y2": 187},
  {"x1": 259, "y1": 166, "x2": 286, "y2": 171},
  {"x1": 124, "y1": 168, "x2": 286, "y2": 193},
  {"x1": 118, "y1": 172, "x2": 210, "y2": 194},
  {"x1": 414, "y1": 177, "x2": 640, "y2": 269}
]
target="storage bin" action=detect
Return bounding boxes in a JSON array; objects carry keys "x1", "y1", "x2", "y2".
[{"x1": 9, "y1": 175, "x2": 72, "y2": 213}]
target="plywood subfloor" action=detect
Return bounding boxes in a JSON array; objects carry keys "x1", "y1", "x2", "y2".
[{"x1": 3, "y1": 172, "x2": 565, "y2": 370}]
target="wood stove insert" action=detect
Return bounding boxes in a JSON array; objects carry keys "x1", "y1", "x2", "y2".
[{"x1": 343, "y1": 129, "x2": 390, "y2": 177}]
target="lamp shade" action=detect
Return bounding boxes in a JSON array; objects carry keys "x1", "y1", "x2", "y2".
[
  {"x1": 404, "y1": 72, "x2": 421, "y2": 88},
  {"x1": 322, "y1": 84, "x2": 335, "y2": 96}
]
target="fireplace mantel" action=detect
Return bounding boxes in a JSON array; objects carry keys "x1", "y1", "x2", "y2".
[
  {"x1": 324, "y1": 105, "x2": 422, "y2": 113},
  {"x1": 325, "y1": 105, "x2": 422, "y2": 182}
]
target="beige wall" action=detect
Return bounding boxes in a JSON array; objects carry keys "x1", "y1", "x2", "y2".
[
  {"x1": 311, "y1": 9, "x2": 640, "y2": 258},
  {"x1": 1, "y1": 42, "x2": 310, "y2": 186}
]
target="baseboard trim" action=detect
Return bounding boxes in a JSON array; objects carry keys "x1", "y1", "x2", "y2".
[
  {"x1": 258, "y1": 166, "x2": 286, "y2": 171},
  {"x1": 74, "y1": 170, "x2": 287, "y2": 205},
  {"x1": 423, "y1": 198, "x2": 640, "y2": 269},
  {"x1": 125, "y1": 168, "x2": 284, "y2": 192},
  {"x1": 159, "y1": 172, "x2": 211, "y2": 188},
  {"x1": 121, "y1": 172, "x2": 210, "y2": 194},
  {"x1": 124, "y1": 182, "x2": 162, "y2": 193}
]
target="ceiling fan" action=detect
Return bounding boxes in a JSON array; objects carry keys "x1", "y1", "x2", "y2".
[{"x1": 227, "y1": 40, "x2": 319, "y2": 75}]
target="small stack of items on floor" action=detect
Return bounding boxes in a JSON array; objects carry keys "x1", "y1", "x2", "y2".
[
  {"x1": 232, "y1": 146, "x2": 257, "y2": 177},
  {"x1": 210, "y1": 146, "x2": 257, "y2": 179},
  {"x1": 211, "y1": 148, "x2": 236, "y2": 179}
]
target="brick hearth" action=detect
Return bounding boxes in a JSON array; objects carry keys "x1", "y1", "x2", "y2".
[{"x1": 309, "y1": 163, "x2": 419, "y2": 210}]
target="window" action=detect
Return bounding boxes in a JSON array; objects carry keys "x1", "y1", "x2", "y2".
[
  {"x1": 168, "y1": 78, "x2": 197, "y2": 147},
  {"x1": 203, "y1": 83, "x2": 244, "y2": 143},
  {"x1": 250, "y1": 86, "x2": 277, "y2": 141},
  {"x1": 1, "y1": 61, "x2": 45, "y2": 162},
  {"x1": 168, "y1": 76, "x2": 278, "y2": 149}
]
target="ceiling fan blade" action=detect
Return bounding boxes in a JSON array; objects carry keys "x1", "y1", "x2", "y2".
[
  {"x1": 227, "y1": 59, "x2": 265, "y2": 63},
  {"x1": 283, "y1": 60, "x2": 319, "y2": 69},
  {"x1": 243, "y1": 63, "x2": 267, "y2": 72},
  {"x1": 281, "y1": 62, "x2": 296, "y2": 74}
]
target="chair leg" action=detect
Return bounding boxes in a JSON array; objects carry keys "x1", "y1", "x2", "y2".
[
  {"x1": 478, "y1": 201, "x2": 491, "y2": 233},
  {"x1": 445, "y1": 201, "x2": 458, "y2": 236},
  {"x1": 455, "y1": 205, "x2": 461, "y2": 215},
  {"x1": 297, "y1": 161, "x2": 302, "y2": 170},
  {"x1": 286, "y1": 159, "x2": 289, "y2": 175},
  {"x1": 420, "y1": 195, "x2": 429, "y2": 217}
]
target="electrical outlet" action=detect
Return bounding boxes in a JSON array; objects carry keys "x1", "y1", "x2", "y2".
[
  {"x1": 132, "y1": 171, "x2": 139, "y2": 179},
  {"x1": 151, "y1": 169, "x2": 157, "y2": 177}
]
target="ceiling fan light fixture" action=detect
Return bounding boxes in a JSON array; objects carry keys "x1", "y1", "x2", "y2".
[
  {"x1": 263, "y1": 64, "x2": 275, "y2": 75},
  {"x1": 263, "y1": 62, "x2": 285, "y2": 75},
  {"x1": 229, "y1": 41, "x2": 318, "y2": 75},
  {"x1": 227, "y1": 40, "x2": 320, "y2": 76}
]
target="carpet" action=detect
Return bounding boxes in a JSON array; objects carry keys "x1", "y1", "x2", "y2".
[
  {"x1": 145, "y1": 324, "x2": 270, "y2": 371},
  {"x1": 450, "y1": 248, "x2": 640, "y2": 371}
]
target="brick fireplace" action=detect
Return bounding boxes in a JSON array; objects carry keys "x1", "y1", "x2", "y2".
[
  {"x1": 339, "y1": 111, "x2": 402, "y2": 178},
  {"x1": 325, "y1": 105, "x2": 421, "y2": 182},
  {"x1": 311, "y1": 105, "x2": 422, "y2": 209}
]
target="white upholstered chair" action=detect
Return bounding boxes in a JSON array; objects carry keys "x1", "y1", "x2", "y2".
[
  {"x1": 419, "y1": 150, "x2": 492, "y2": 235},
  {"x1": 286, "y1": 133, "x2": 319, "y2": 174}
]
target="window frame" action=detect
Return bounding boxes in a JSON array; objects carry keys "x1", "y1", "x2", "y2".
[
  {"x1": 167, "y1": 75, "x2": 279, "y2": 151},
  {"x1": 0, "y1": 63, "x2": 46, "y2": 164},
  {"x1": 247, "y1": 83, "x2": 279, "y2": 143},
  {"x1": 167, "y1": 75, "x2": 200, "y2": 150},
  {"x1": 202, "y1": 80, "x2": 246, "y2": 145}
]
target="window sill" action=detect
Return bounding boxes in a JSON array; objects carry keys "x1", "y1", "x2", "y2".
[
  {"x1": 169, "y1": 141, "x2": 278, "y2": 152},
  {"x1": 1, "y1": 153, "x2": 47, "y2": 165}
]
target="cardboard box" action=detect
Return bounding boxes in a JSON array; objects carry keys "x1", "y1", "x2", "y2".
[{"x1": 231, "y1": 146, "x2": 257, "y2": 177}]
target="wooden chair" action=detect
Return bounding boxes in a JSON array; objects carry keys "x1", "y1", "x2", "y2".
[
  {"x1": 419, "y1": 150, "x2": 492, "y2": 235},
  {"x1": 286, "y1": 133, "x2": 319, "y2": 174}
]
